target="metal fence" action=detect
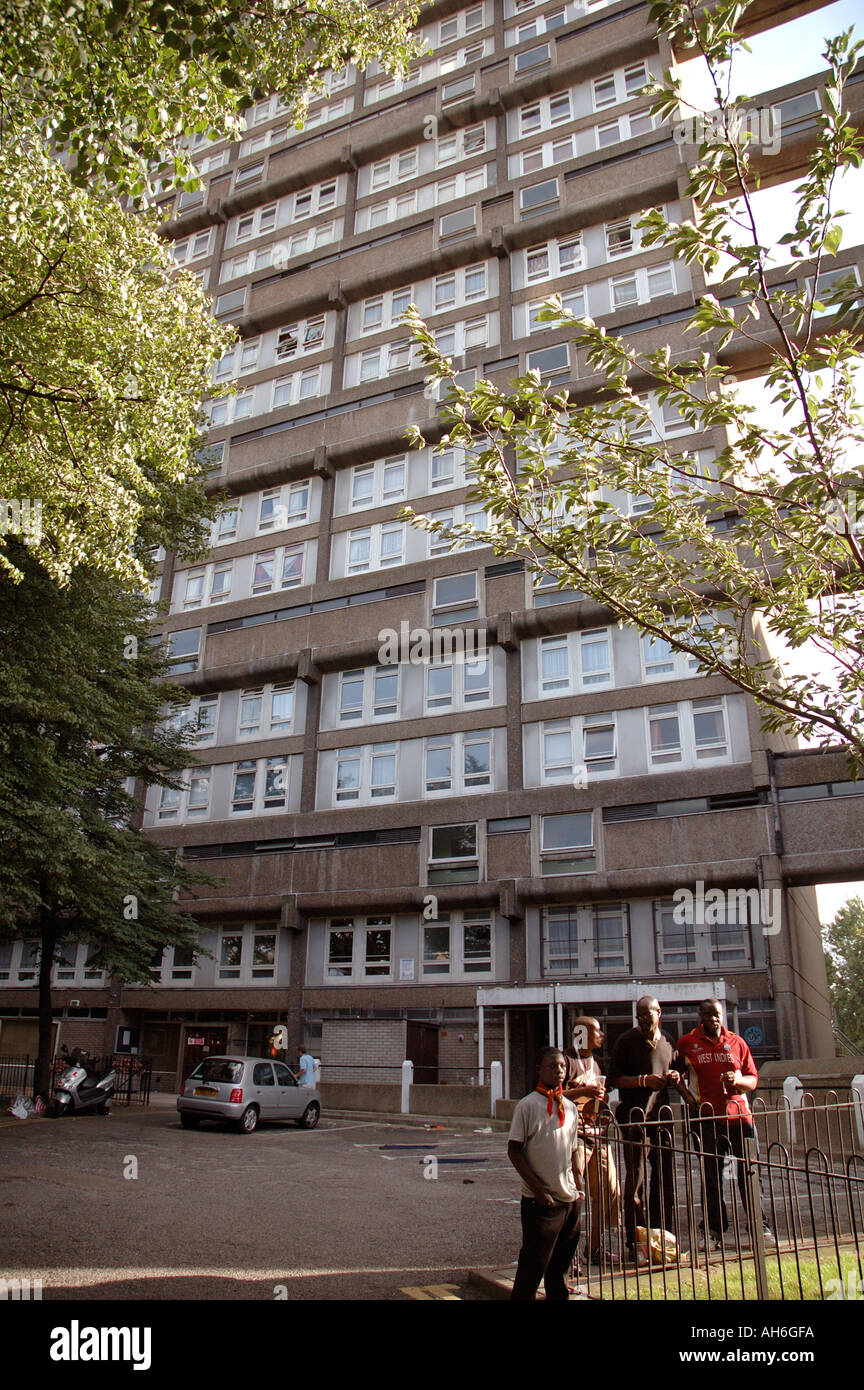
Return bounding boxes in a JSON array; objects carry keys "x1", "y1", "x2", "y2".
[
  {"x1": 573, "y1": 1090, "x2": 864, "y2": 1301},
  {"x1": 0, "y1": 1053, "x2": 152, "y2": 1107}
]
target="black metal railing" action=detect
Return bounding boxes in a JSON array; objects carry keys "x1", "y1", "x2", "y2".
[{"x1": 572, "y1": 1091, "x2": 864, "y2": 1301}]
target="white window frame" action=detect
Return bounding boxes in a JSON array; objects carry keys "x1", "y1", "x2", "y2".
[
  {"x1": 333, "y1": 743, "x2": 398, "y2": 805},
  {"x1": 539, "y1": 811, "x2": 596, "y2": 875},
  {"x1": 337, "y1": 665, "x2": 401, "y2": 724},
  {"x1": 421, "y1": 909, "x2": 493, "y2": 979},
  {"x1": 325, "y1": 917, "x2": 395, "y2": 981},
  {"x1": 424, "y1": 729, "x2": 492, "y2": 797},
  {"x1": 348, "y1": 456, "x2": 407, "y2": 511},
  {"x1": 271, "y1": 365, "x2": 322, "y2": 409},
  {"x1": 216, "y1": 924, "x2": 279, "y2": 984},
  {"x1": 250, "y1": 542, "x2": 307, "y2": 594},
  {"x1": 231, "y1": 755, "x2": 291, "y2": 814},
  {"x1": 343, "y1": 521, "x2": 406, "y2": 575},
  {"x1": 431, "y1": 570, "x2": 480, "y2": 625}
]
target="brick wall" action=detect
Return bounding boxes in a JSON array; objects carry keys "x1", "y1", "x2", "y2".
[{"x1": 322, "y1": 1017, "x2": 407, "y2": 1084}]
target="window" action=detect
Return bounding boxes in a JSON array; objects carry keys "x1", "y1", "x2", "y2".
[
  {"x1": 348, "y1": 455, "x2": 406, "y2": 511},
  {"x1": 606, "y1": 218, "x2": 635, "y2": 258},
  {"x1": 426, "y1": 653, "x2": 490, "y2": 711},
  {"x1": 596, "y1": 110, "x2": 656, "y2": 148},
  {"x1": 436, "y1": 123, "x2": 487, "y2": 167},
  {"x1": 428, "y1": 503, "x2": 488, "y2": 556},
  {"x1": 172, "y1": 230, "x2": 213, "y2": 265},
  {"x1": 593, "y1": 903, "x2": 629, "y2": 971},
  {"x1": 428, "y1": 822, "x2": 479, "y2": 884},
  {"x1": 356, "y1": 338, "x2": 415, "y2": 383},
  {"x1": 433, "y1": 315, "x2": 489, "y2": 357},
  {"x1": 276, "y1": 316, "x2": 326, "y2": 360},
  {"x1": 525, "y1": 235, "x2": 582, "y2": 283},
  {"x1": 433, "y1": 263, "x2": 488, "y2": 311},
  {"x1": 538, "y1": 714, "x2": 616, "y2": 782},
  {"x1": 440, "y1": 205, "x2": 477, "y2": 240},
  {"x1": 692, "y1": 697, "x2": 727, "y2": 758},
  {"x1": 520, "y1": 178, "x2": 559, "y2": 217},
  {"x1": 435, "y1": 167, "x2": 488, "y2": 209},
  {"x1": 362, "y1": 190, "x2": 418, "y2": 230},
  {"x1": 231, "y1": 755, "x2": 290, "y2": 813},
  {"x1": 428, "y1": 444, "x2": 476, "y2": 491},
  {"x1": 359, "y1": 286, "x2": 413, "y2": 333},
  {"x1": 432, "y1": 570, "x2": 479, "y2": 625},
  {"x1": 527, "y1": 343, "x2": 569, "y2": 377},
  {"x1": 325, "y1": 918, "x2": 394, "y2": 981},
  {"x1": 515, "y1": 43, "x2": 550, "y2": 72},
  {"x1": 229, "y1": 683, "x2": 294, "y2": 740},
  {"x1": 217, "y1": 926, "x2": 278, "y2": 983},
  {"x1": 337, "y1": 666, "x2": 400, "y2": 723},
  {"x1": 648, "y1": 704, "x2": 681, "y2": 764},
  {"x1": 654, "y1": 900, "x2": 696, "y2": 970},
  {"x1": 168, "y1": 693, "x2": 219, "y2": 745},
  {"x1": 334, "y1": 744, "x2": 397, "y2": 804},
  {"x1": 422, "y1": 910, "x2": 491, "y2": 976},
  {"x1": 519, "y1": 92, "x2": 571, "y2": 137},
  {"x1": 442, "y1": 75, "x2": 476, "y2": 105},
  {"x1": 540, "y1": 812, "x2": 595, "y2": 874},
  {"x1": 544, "y1": 907, "x2": 580, "y2": 974},
  {"x1": 611, "y1": 262, "x2": 676, "y2": 309},
  {"x1": 593, "y1": 73, "x2": 617, "y2": 109},
  {"x1": 271, "y1": 365, "x2": 322, "y2": 408},
  {"x1": 344, "y1": 522, "x2": 405, "y2": 574},
  {"x1": 166, "y1": 627, "x2": 201, "y2": 674},
  {"x1": 527, "y1": 287, "x2": 584, "y2": 331},
  {"x1": 369, "y1": 148, "x2": 418, "y2": 191},
  {"x1": 425, "y1": 730, "x2": 491, "y2": 795},
  {"x1": 258, "y1": 481, "x2": 310, "y2": 532},
  {"x1": 251, "y1": 542, "x2": 306, "y2": 593}
]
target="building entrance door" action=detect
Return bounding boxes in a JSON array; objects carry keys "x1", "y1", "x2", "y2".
[
  {"x1": 406, "y1": 1022, "x2": 439, "y2": 1084},
  {"x1": 181, "y1": 1026, "x2": 228, "y2": 1084}
]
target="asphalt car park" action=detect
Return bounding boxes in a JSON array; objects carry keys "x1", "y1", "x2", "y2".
[{"x1": 0, "y1": 1101, "x2": 519, "y2": 1299}]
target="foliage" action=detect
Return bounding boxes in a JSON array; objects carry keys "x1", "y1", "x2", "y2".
[
  {"x1": 822, "y1": 896, "x2": 864, "y2": 1052},
  {"x1": 0, "y1": 137, "x2": 232, "y2": 587},
  {"x1": 0, "y1": 0, "x2": 418, "y2": 585},
  {"x1": 0, "y1": 0, "x2": 420, "y2": 200},
  {"x1": 403, "y1": 0, "x2": 864, "y2": 772},
  {"x1": 0, "y1": 544, "x2": 214, "y2": 1092}
]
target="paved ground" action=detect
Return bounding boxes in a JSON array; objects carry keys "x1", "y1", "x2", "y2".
[{"x1": 0, "y1": 1099, "x2": 522, "y2": 1300}]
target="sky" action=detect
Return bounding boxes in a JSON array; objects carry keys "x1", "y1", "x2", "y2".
[{"x1": 677, "y1": 1, "x2": 864, "y2": 923}]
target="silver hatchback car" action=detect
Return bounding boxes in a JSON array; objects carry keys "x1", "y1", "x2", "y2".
[{"x1": 177, "y1": 1056, "x2": 321, "y2": 1134}]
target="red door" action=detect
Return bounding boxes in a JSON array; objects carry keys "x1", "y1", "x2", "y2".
[{"x1": 180, "y1": 1027, "x2": 228, "y2": 1085}]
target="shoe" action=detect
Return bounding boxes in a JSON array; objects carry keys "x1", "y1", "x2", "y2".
[{"x1": 698, "y1": 1230, "x2": 723, "y2": 1252}]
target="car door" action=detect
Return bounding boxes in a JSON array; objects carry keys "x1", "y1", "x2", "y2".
[
  {"x1": 273, "y1": 1062, "x2": 303, "y2": 1119},
  {"x1": 251, "y1": 1061, "x2": 278, "y2": 1118}
]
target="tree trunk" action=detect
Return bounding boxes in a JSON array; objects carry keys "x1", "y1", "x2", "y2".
[{"x1": 35, "y1": 919, "x2": 58, "y2": 1101}]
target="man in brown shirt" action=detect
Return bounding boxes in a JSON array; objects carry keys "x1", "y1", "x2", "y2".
[{"x1": 609, "y1": 995, "x2": 681, "y2": 1258}]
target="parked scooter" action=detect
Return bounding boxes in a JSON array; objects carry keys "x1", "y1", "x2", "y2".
[{"x1": 50, "y1": 1049, "x2": 116, "y2": 1117}]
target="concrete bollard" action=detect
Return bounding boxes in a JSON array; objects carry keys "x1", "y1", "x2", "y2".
[
  {"x1": 490, "y1": 1060, "x2": 502, "y2": 1118},
  {"x1": 401, "y1": 1059, "x2": 413, "y2": 1115}
]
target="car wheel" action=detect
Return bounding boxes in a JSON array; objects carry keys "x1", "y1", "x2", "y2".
[
  {"x1": 237, "y1": 1105, "x2": 259, "y2": 1135},
  {"x1": 299, "y1": 1102, "x2": 320, "y2": 1130},
  {"x1": 180, "y1": 1113, "x2": 201, "y2": 1130}
]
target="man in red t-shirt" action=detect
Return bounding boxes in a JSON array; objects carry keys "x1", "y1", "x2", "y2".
[{"x1": 675, "y1": 999, "x2": 774, "y2": 1249}]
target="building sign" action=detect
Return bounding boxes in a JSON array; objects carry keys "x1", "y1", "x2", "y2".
[{"x1": 399, "y1": 959, "x2": 415, "y2": 981}]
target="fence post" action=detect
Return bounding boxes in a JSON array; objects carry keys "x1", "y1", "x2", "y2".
[
  {"x1": 783, "y1": 1075, "x2": 802, "y2": 1146},
  {"x1": 852, "y1": 1075, "x2": 864, "y2": 1149},
  {"x1": 401, "y1": 1059, "x2": 413, "y2": 1115},
  {"x1": 490, "y1": 1060, "x2": 502, "y2": 1117},
  {"x1": 743, "y1": 1135, "x2": 769, "y2": 1299}
]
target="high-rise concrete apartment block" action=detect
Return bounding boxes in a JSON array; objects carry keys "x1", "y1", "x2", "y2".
[{"x1": 4, "y1": 0, "x2": 862, "y2": 1091}]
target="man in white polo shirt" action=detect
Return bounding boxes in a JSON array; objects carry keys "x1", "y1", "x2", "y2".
[{"x1": 507, "y1": 1045, "x2": 584, "y2": 1300}]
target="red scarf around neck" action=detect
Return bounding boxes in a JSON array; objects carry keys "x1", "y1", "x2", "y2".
[{"x1": 535, "y1": 1083, "x2": 566, "y2": 1127}]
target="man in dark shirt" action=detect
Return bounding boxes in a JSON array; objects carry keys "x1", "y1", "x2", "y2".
[{"x1": 609, "y1": 995, "x2": 681, "y2": 1259}]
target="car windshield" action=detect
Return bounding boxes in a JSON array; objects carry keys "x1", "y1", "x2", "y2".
[{"x1": 199, "y1": 1059, "x2": 243, "y2": 1083}]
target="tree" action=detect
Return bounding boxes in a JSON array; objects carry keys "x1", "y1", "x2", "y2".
[
  {"x1": 0, "y1": 0, "x2": 418, "y2": 585},
  {"x1": 403, "y1": 0, "x2": 864, "y2": 773},
  {"x1": 822, "y1": 897, "x2": 864, "y2": 1052},
  {"x1": 0, "y1": 137, "x2": 233, "y2": 588},
  {"x1": 0, "y1": 543, "x2": 214, "y2": 1099},
  {"x1": 0, "y1": 0, "x2": 419, "y2": 199}
]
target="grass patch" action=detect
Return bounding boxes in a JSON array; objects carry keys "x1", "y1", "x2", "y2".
[{"x1": 590, "y1": 1247, "x2": 863, "y2": 1301}]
